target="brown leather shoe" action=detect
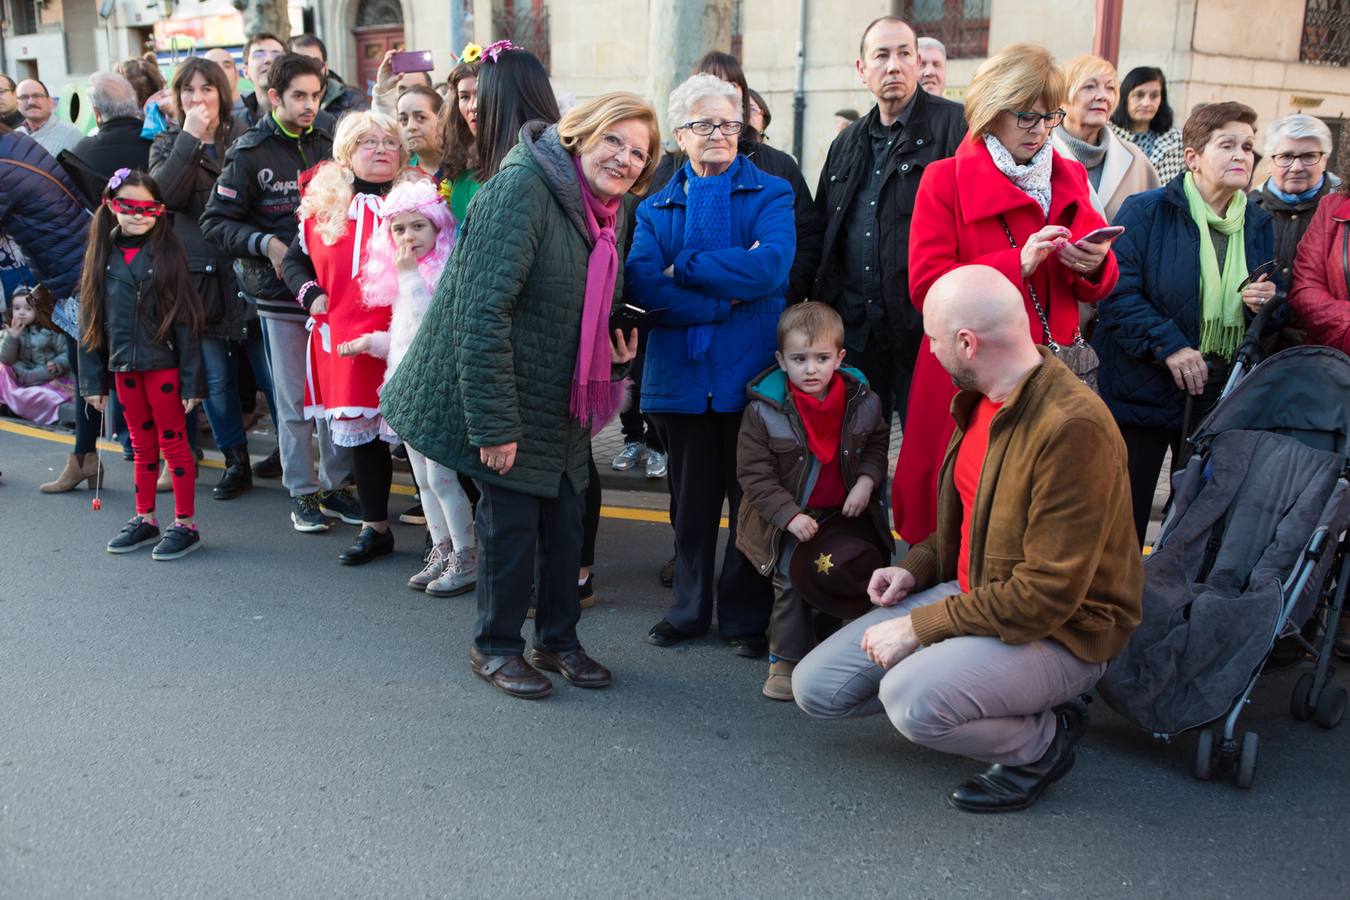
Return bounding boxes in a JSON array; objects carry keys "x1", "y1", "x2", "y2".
[
  {"x1": 528, "y1": 646, "x2": 612, "y2": 689},
  {"x1": 468, "y1": 646, "x2": 552, "y2": 699}
]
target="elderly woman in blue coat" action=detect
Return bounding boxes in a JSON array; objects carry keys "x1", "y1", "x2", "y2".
[
  {"x1": 627, "y1": 73, "x2": 796, "y2": 654},
  {"x1": 1093, "y1": 101, "x2": 1275, "y2": 545}
]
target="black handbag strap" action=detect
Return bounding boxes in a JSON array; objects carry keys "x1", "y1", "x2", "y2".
[
  {"x1": 1342, "y1": 224, "x2": 1349, "y2": 301},
  {"x1": 998, "y1": 215, "x2": 1086, "y2": 351}
]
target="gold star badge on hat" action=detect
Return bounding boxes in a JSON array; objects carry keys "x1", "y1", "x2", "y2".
[{"x1": 814, "y1": 552, "x2": 834, "y2": 574}]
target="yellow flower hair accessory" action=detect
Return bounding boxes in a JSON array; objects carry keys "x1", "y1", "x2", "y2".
[
  {"x1": 438, "y1": 177, "x2": 454, "y2": 208},
  {"x1": 459, "y1": 42, "x2": 482, "y2": 64}
]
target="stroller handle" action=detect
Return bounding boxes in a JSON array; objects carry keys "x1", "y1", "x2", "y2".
[{"x1": 1234, "y1": 292, "x2": 1289, "y2": 371}]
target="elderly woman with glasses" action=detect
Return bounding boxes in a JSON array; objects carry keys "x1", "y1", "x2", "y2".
[
  {"x1": 895, "y1": 43, "x2": 1119, "y2": 544},
  {"x1": 283, "y1": 111, "x2": 410, "y2": 566},
  {"x1": 1250, "y1": 114, "x2": 1338, "y2": 292},
  {"x1": 626, "y1": 72, "x2": 795, "y2": 655}
]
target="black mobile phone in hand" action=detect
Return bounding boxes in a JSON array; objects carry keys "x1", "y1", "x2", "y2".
[
  {"x1": 1237, "y1": 259, "x2": 1278, "y2": 292},
  {"x1": 609, "y1": 302, "x2": 649, "y2": 333}
]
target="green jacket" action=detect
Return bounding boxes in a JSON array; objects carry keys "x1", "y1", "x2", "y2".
[{"x1": 381, "y1": 122, "x2": 627, "y2": 498}]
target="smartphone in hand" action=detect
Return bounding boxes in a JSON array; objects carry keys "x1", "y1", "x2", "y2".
[
  {"x1": 1075, "y1": 225, "x2": 1125, "y2": 247},
  {"x1": 390, "y1": 50, "x2": 435, "y2": 74}
]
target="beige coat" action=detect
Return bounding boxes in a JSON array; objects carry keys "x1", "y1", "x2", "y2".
[{"x1": 1053, "y1": 127, "x2": 1161, "y2": 223}]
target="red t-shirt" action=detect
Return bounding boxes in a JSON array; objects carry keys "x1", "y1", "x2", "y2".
[
  {"x1": 121, "y1": 247, "x2": 141, "y2": 265},
  {"x1": 955, "y1": 397, "x2": 1002, "y2": 592}
]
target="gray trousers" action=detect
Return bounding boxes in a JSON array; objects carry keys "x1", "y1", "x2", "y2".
[
  {"x1": 792, "y1": 580, "x2": 1106, "y2": 766},
  {"x1": 261, "y1": 316, "x2": 352, "y2": 498}
]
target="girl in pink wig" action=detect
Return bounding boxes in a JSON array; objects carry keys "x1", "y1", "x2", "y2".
[{"x1": 338, "y1": 177, "x2": 476, "y2": 595}]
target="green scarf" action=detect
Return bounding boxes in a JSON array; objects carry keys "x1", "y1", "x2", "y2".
[{"x1": 1182, "y1": 172, "x2": 1247, "y2": 357}]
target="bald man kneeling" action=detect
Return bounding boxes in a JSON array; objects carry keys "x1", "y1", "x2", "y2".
[{"x1": 792, "y1": 265, "x2": 1142, "y2": 813}]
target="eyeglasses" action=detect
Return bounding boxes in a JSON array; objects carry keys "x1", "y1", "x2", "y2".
[
  {"x1": 106, "y1": 198, "x2": 166, "y2": 218},
  {"x1": 681, "y1": 120, "x2": 743, "y2": 137},
  {"x1": 16, "y1": 93, "x2": 49, "y2": 102},
  {"x1": 356, "y1": 136, "x2": 402, "y2": 152},
  {"x1": 599, "y1": 132, "x2": 649, "y2": 168},
  {"x1": 0, "y1": 87, "x2": 13, "y2": 95},
  {"x1": 1272, "y1": 151, "x2": 1326, "y2": 168},
  {"x1": 1009, "y1": 109, "x2": 1066, "y2": 130}
]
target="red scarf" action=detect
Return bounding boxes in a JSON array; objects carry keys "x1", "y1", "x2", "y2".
[{"x1": 790, "y1": 373, "x2": 847, "y2": 507}]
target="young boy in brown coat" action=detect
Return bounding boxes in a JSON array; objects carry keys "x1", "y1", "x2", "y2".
[{"x1": 736, "y1": 302, "x2": 893, "y2": 700}]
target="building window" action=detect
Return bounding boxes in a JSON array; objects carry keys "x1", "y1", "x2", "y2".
[
  {"x1": 8, "y1": 0, "x2": 39, "y2": 37},
  {"x1": 1302, "y1": 0, "x2": 1350, "y2": 67},
  {"x1": 356, "y1": 0, "x2": 404, "y2": 28},
  {"x1": 902, "y1": 0, "x2": 990, "y2": 59},
  {"x1": 494, "y1": 1, "x2": 551, "y2": 73}
]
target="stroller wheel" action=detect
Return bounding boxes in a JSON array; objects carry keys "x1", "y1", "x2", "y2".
[
  {"x1": 1291, "y1": 672, "x2": 1315, "y2": 721},
  {"x1": 1313, "y1": 683, "x2": 1347, "y2": 729},
  {"x1": 1193, "y1": 729, "x2": 1214, "y2": 781},
  {"x1": 1236, "y1": 732, "x2": 1258, "y2": 789}
]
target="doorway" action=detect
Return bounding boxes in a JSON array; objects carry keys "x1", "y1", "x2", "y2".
[{"x1": 353, "y1": 27, "x2": 405, "y2": 98}]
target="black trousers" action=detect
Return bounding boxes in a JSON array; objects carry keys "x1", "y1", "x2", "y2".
[
  {"x1": 1118, "y1": 424, "x2": 1182, "y2": 548},
  {"x1": 351, "y1": 438, "x2": 392, "y2": 523},
  {"x1": 582, "y1": 448, "x2": 601, "y2": 568},
  {"x1": 617, "y1": 349, "x2": 663, "y2": 452},
  {"x1": 473, "y1": 474, "x2": 585, "y2": 656},
  {"x1": 849, "y1": 330, "x2": 914, "y2": 429},
  {"x1": 648, "y1": 410, "x2": 773, "y2": 638},
  {"x1": 65, "y1": 333, "x2": 103, "y2": 455}
]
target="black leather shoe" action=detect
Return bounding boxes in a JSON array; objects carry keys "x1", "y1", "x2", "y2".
[
  {"x1": 948, "y1": 704, "x2": 1083, "y2": 813},
  {"x1": 529, "y1": 646, "x2": 612, "y2": 688},
  {"x1": 212, "y1": 445, "x2": 253, "y2": 500},
  {"x1": 647, "y1": 619, "x2": 692, "y2": 647},
  {"x1": 338, "y1": 526, "x2": 394, "y2": 565},
  {"x1": 726, "y1": 634, "x2": 768, "y2": 659},
  {"x1": 469, "y1": 646, "x2": 552, "y2": 699}
]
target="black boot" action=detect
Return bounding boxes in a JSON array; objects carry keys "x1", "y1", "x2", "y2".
[
  {"x1": 213, "y1": 445, "x2": 254, "y2": 500},
  {"x1": 947, "y1": 700, "x2": 1087, "y2": 813}
]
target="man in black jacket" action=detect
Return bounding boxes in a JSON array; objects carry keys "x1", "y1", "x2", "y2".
[
  {"x1": 66, "y1": 73, "x2": 151, "y2": 202},
  {"x1": 0, "y1": 75, "x2": 23, "y2": 130},
  {"x1": 813, "y1": 15, "x2": 965, "y2": 426},
  {"x1": 200, "y1": 53, "x2": 357, "y2": 533}
]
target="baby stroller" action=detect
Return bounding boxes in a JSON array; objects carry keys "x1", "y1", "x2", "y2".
[{"x1": 1098, "y1": 297, "x2": 1350, "y2": 788}]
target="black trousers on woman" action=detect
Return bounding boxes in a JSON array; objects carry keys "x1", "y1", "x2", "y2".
[
  {"x1": 474, "y1": 474, "x2": 585, "y2": 656},
  {"x1": 648, "y1": 409, "x2": 773, "y2": 638},
  {"x1": 582, "y1": 447, "x2": 601, "y2": 568},
  {"x1": 65, "y1": 334, "x2": 102, "y2": 455},
  {"x1": 351, "y1": 437, "x2": 392, "y2": 522}
]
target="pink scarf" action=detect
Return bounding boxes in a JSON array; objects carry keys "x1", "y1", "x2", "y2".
[{"x1": 570, "y1": 156, "x2": 625, "y2": 427}]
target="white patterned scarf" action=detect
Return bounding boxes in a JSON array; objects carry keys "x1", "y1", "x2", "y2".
[{"x1": 984, "y1": 133, "x2": 1053, "y2": 216}]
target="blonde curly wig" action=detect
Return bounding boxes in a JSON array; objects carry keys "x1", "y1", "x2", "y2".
[{"x1": 298, "y1": 110, "x2": 409, "y2": 245}]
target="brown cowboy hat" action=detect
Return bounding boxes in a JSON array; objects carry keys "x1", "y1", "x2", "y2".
[{"x1": 787, "y1": 513, "x2": 887, "y2": 620}]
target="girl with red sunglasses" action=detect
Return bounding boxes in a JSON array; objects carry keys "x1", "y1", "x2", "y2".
[{"x1": 76, "y1": 168, "x2": 207, "y2": 560}]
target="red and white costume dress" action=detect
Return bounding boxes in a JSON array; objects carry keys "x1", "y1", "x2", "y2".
[{"x1": 302, "y1": 191, "x2": 393, "y2": 446}]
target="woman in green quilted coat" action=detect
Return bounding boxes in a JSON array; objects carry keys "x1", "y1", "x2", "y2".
[{"x1": 382, "y1": 88, "x2": 660, "y2": 700}]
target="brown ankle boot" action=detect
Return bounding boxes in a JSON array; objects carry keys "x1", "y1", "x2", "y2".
[
  {"x1": 81, "y1": 452, "x2": 104, "y2": 489},
  {"x1": 40, "y1": 452, "x2": 98, "y2": 493}
]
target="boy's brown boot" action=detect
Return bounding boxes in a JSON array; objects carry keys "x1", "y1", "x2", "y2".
[{"x1": 762, "y1": 659, "x2": 796, "y2": 701}]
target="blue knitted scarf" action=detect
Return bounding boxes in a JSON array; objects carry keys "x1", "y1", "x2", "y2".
[{"x1": 682, "y1": 158, "x2": 736, "y2": 359}]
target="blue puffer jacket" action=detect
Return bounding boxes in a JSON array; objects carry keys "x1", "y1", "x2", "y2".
[
  {"x1": 627, "y1": 155, "x2": 795, "y2": 414},
  {"x1": 0, "y1": 130, "x2": 90, "y2": 303},
  {"x1": 1092, "y1": 175, "x2": 1273, "y2": 429}
]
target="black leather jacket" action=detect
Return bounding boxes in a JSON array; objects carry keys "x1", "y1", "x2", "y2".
[
  {"x1": 812, "y1": 91, "x2": 966, "y2": 355},
  {"x1": 77, "y1": 238, "x2": 205, "y2": 398}
]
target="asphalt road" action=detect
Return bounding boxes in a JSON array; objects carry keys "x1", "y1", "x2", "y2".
[{"x1": 1, "y1": 425, "x2": 1347, "y2": 899}]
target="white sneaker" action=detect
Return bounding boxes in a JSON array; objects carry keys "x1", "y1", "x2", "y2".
[
  {"x1": 645, "y1": 449, "x2": 668, "y2": 479},
  {"x1": 426, "y1": 546, "x2": 477, "y2": 597},
  {"x1": 611, "y1": 441, "x2": 647, "y2": 471},
  {"x1": 408, "y1": 540, "x2": 449, "y2": 591}
]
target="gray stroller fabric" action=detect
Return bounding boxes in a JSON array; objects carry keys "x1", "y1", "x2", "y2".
[{"x1": 1098, "y1": 430, "x2": 1342, "y2": 736}]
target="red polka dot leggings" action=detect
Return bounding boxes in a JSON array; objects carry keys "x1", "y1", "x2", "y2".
[{"x1": 115, "y1": 368, "x2": 194, "y2": 519}]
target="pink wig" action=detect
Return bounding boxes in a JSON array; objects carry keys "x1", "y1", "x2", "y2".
[{"x1": 362, "y1": 177, "x2": 457, "y2": 308}]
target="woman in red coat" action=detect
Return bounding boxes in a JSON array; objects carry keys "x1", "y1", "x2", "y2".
[
  {"x1": 1290, "y1": 186, "x2": 1350, "y2": 353},
  {"x1": 283, "y1": 111, "x2": 408, "y2": 565},
  {"x1": 895, "y1": 43, "x2": 1120, "y2": 543}
]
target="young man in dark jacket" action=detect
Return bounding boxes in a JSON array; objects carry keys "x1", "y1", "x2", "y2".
[
  {"x1": 200, "y1": 53, "x2": 357, "y2": 533},
  {"x1": 794, "y1": 266, "x2": 1142, "y2": 814},
  {"x1": 813, "y1": 15, "x2": 965, "y2": 427},
  {"x1": 737, "y1": 302, "x2": 892, "y2": 702}
]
